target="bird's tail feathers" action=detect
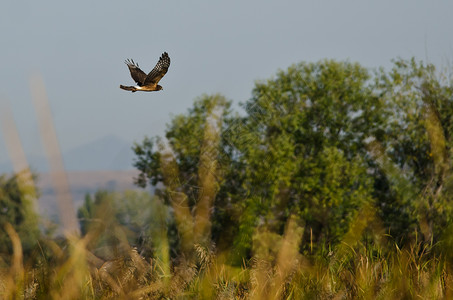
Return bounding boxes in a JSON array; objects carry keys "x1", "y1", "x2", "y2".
[{"x1": 120, "y1": 85, "x2": 137, "y2": 92}]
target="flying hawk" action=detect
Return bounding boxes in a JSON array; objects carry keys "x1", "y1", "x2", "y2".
[{"x1": 120, "y1": 52, "x2": 170, "y2": 92}]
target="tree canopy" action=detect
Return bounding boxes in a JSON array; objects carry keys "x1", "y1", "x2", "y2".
[
  {"x1": 0, "y1": 172, "x2": 40, "y2": 261},
  {"x1": 133, "y1": 58, "x2": 453, "y2": 263}
]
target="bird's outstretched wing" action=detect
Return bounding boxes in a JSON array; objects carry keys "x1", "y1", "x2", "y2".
[
  {"x1": 125, "y1": 59, "x2": 147, "y2": 85},
  {"x1": 144, "y1": 52, "x2": 171, "y2": 85}
]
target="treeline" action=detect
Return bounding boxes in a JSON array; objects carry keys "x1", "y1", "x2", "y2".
[
  {"x1": 131, "y1": 58, "x2": 453, "y2": 261},
  {"x1": 1, "y1": 57, "x2": 453, "y2": 298}
]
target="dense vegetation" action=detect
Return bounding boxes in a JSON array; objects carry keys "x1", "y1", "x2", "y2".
[{"x1": 1, "y1": 58, "x2": 453, "y2": 298}]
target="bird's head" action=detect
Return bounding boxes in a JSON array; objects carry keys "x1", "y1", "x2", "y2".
[{"x1": 157, "y1": 85, "x2": 163, "y2": 91}]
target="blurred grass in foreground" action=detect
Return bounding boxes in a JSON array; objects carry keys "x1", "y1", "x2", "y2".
[{"x1": 0, "y1": 195, "x2": 449, "y2": 299}]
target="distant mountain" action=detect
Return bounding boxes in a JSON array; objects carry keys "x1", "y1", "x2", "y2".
[
  {"x1": 62, "y1": 135, "x2": 135, "y2": 171},
  {"x1": 0, "y1": 135, "x2": 136, "y2": 173}
]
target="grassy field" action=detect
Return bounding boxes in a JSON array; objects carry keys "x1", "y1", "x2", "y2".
[{"x1": 0, "y1": 205, "x2": 451, "y2": 299}]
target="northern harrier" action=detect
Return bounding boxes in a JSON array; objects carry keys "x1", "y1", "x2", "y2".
[{"x1": 120, "y1": 52, "x2": 170, "y2": 92}]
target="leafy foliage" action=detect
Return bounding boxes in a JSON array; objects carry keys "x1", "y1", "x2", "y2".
[
  {"x1": 0, "y1": 173, "x2": 40, "y2": 261},
  {"x1": 77, "y1": 190, "x2": 167, "y2": 259},
  {"x1": 235, "y1": 61, "x2": 378, "y2": 253}
]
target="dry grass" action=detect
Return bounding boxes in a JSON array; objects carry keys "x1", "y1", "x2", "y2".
[{"x1": 0, "y1": 209, "x2": 451, "y2": 299}]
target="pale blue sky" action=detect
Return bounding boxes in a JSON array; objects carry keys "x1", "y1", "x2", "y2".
[{"x1": 1, "y1": 1, "x2": 453, "y2": 170}]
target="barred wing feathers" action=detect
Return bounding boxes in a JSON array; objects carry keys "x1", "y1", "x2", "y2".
[{"x1": 144, "y1": 52, "x2": 171, "y2": 85}]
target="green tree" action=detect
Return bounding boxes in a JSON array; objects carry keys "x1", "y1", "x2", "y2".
[
  {"x1": 233, "y1": 60, "x2": 378, "y2": 255},
  {"x1": 77, "y1": 190, "x2": 163, "y2": 259},
  {"x1": 373, "y1": 58, "x2": 453, "y2": 242},
  {"x1": 0, "y1": 172, "x2": 40, "y2": 260},
  {"x1": 133, "y1": 94, "x2": 236, "y2": 255}
]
